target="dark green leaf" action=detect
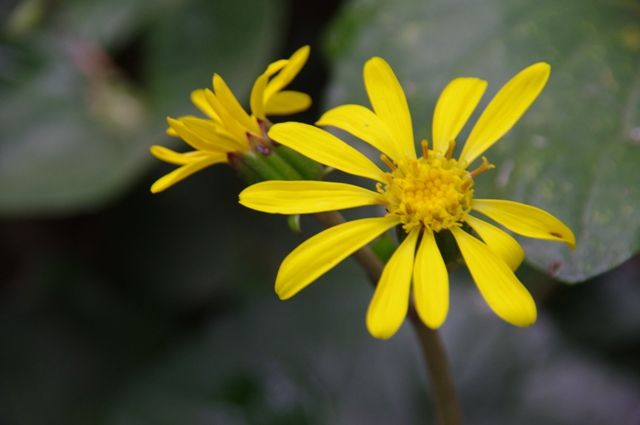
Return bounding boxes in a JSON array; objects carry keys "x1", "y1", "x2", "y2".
[
  {"x1": 324, "y1": 0, "x2": 640, "y2": 282},
  {"x1": 0, "y1": 0, "x2": 285, "y2": 216}
]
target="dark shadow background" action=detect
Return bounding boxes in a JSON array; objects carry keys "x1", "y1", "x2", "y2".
[{"x1": 0, "y1": 0, "x2": 639, "y2": 424}]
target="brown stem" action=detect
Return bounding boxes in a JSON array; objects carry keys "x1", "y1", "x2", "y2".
[
  {"x1": 315, "y1": 211, "x2": 462, "y2": 425},
  {"x1": 407, "y1": 310, "x2": 462, "y2": 425}
]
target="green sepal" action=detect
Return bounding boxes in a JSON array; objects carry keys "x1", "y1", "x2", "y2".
[
  {"x1": 229, "y1": 154, "x2": 262, "y2": 185},
  {"x1": 261, "y1": 148, "x2": 303, "y2": 180},
  {"x1": 287, "y1": 214, "x2": 302, "y2": 234},
  {"x1": 237, "y1": 151, "x2": 282, "y2": 182},
  {"x1": 274, "y1": 145, "x2": 325, "y2": 180},
  {"x1": 371, "y1": 232, "x2": 397, "y2": 264}
]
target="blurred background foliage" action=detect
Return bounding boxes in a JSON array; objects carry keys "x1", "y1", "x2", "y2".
[{"x1": 0, "y1": 0, "x2": 638, "y2": 424}]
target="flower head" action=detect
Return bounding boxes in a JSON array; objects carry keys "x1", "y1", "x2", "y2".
[
  {"x1": 240, "y1": 57, "x2": 575, "y2": 339},
  {"x1": 150, "y1": 46, "x2": 311, "y2": 193}
]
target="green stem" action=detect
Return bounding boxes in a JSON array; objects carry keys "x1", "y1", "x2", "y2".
[
  {"x1": 407, "y1": 310, "x2": 462, "y2": 425},
  {"x1": 314, "y1": 211, "x2": 463, "y2": 425}
]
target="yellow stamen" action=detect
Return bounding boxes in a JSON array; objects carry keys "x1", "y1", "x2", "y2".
[
  {"x1": 421, "y1": 139, "x2": 429, "y2": 159},
  {"x1": 445, "y1": 140, "x2": 456, "y2": 159},
  {"x1": 460, "y1": 178, "x2": 473, "y2": 191},
  {"x1": 379, "y1": 151, "x2": 473, "y2": 233},
  {"x1": 469, "y1": 156, "x2": 495, "y2": 178},
  {"x1": 380, "y1": 154, "x2": 396, "y2": 171}
]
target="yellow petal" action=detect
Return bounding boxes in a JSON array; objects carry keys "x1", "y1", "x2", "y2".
[
  {"x1": 166, "y1": 118, "x2": 216, "y2": 152},
  {"x1": 276, "y1": 216, "x2": 400, "y2": 300},
  {"x1": 473, "y1": 199, "x2": 576, "y2": 249},
  {"x1": 165, "y1": 114, "x2": 201, "y2": 137},
  {"x1": 212, "y1": 74, "x2": 260, "y2": 134},
  {"x1": 150, "y1": 155, "x2": 226, "y2": 193},
  {"x1": 366, "y1": 229, "x2": 419, "y2": 339},
  {"x1": 460, "y1": 63, "x2": 551, "y2": 164},
  {"x1": 250, "y1": 73, "x2": 269, "y2": 120},
  {"x1": 264, "y1": 91, "x2": 311, "y2": 115},
  {"x1": 363, "y1": 57, "x2": 416, "y2": 159},
  {"x1": 465, "y1": 214, "x2": 525, "y2": 270},
  {"x1": 432, "y1": 78, "x2": 487, "y2": 155},
  {"x1": 181, "y1": 116, "x2": 244, "y2": 150},
  {"x1": 268, "y1": 122, "x2": 386, "y2": 182},
  {"x1": 450, "y1": 227, "x2": 537, "y2": 327},
  {"x1": 264, "y1": 45, "x2": 310, "y2": 102},
  {"x1": 316, "y1": 104, "x2": 403, "y2": 163},
  {"x1": 203, "y1": 89, "x2": 250, "y2": 142},
  {"x1": 264, "y1": 59, "x2": 289, "y2": 75},
  {"x1": 413, "y1": 229, "x2": 449, "y2": 329},
  {"x1": 171, "y1": 117, "x2": 246, "y2": 152},
  {"x1": 239, "y1": 180, "x2": 383, "y2": 214},
  {"x1": 250, "y1": 60, "x2": 289, "y2": 120},
  {"x1": 150, "y1": 145, "x2": 211, "y2": 165},
  {"x1": 211, "y1": 122, "x2": 240, "y2": 143},
  {"x1": 191, "y1": 89, "x2": 220, "y2": 122}
]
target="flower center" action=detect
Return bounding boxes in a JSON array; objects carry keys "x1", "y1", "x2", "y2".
[{"x1": 378, "y1": 148, "x2": 474, "y2": 233}]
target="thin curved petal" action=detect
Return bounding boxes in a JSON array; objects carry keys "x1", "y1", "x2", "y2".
[
  {"x1": 166, "y1": 118, "x2": 220, "y2": 152},
  {"x1": 460, "y1": 63, "x2": 550, "y2": 164},
  {"x1": 150, "y1": 155, "x2": 226, "y2": 193},
  {"x1": 268, "y1": 122, "x2": 386, "y2": 182},
  {"x1": 170, "y1": 117, "x2": 246, "y2": 152},
  {"x1": 212, "y1": 74, "x2": 260, "y2": 134},
  {"x1": 250, "y1": 60, "x2": 289, "y2": 120},
  {"x1": 166, "y1": 127, "x2": 178, "y2": 137},
  {"x1": 264, "y1": 91, "x2": 312, "y2": 115},
  {"x1": 413, "y1": 229, "x2": 449, "y2": 329},
  {"x1": 191, "y1": 89, "x2": 220, "y2": 122},
  {"x1": 250, "y1": 73, "x2": 269, "y2": 120},
  {"x1": 203, "y1": 89, "x2": 249, "y2": 142},
  {"x1": 432, "y1": 78, "x2": 487, "y2": 155},
  {"x1": 450, "y1": 227, "x2": 537, "y2": 327},
  {"x1": 265, "y1": 59, "x2": 289, "y2": 74},
  {"x1": 366, "y1": 229, "x2": 419, "y2": 339},
  {"x1": 364, "y1": 57, "x2": 416, "y2": 159},
  {"x1": 473, "y1": 199, "x2": 576, "y2": 249},
  {"x1": 239, "y1": 181, "x2": 383, "y2": 214},
  {"x1": 165, "y1": 115, "x2": 203, "y2": 137},
  {"x1": 150, "y1": 145, "x2": 212, "y2": 165},
  {"x1": 465, "y1": 214, "x2": 525, "y2": 270},
  {"x1": 316, "y1": 104, "x2": 402, "y2": 162},
  {"x1": 181, "y1": 116, "x2": 244, "y2": 150},
  {"x1": 276, "y1": 216, "x2": 400, "y2": 300},
  {"x1": 264, "y1": 45, "x2": 310, "y2": 102}
]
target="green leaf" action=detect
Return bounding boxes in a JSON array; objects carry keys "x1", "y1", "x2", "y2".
[
  {"x1": 0, "y1": 0, "x2": 284, "y2": 216},
  {"x1": 324, "y1": 0, "x2": 640, "y2": 282},
  {"x1": 145, "y1": 0, "x2": 285, "y2": 117},
  {"x1": 0, "y1": 38, "x2": 152, "y2": 215}
]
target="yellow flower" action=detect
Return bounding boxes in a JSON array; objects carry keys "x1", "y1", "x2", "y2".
[
  {"x1": 150, "y1": 46, "x2": 311, "y2": 193},
  {"x1": 240, "y1": 57, "x2": 576, "y2": 339}
]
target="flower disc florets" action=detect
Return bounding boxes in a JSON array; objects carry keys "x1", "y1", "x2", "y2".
[{"x1": 379, "y1": 151, "x2": 473, "y2": 233}]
